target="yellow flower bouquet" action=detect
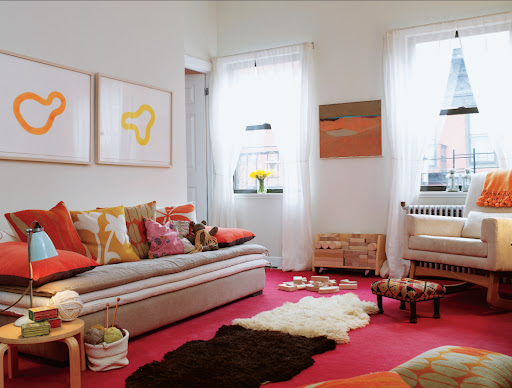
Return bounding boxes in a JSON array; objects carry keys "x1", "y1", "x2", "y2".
[{"x1": 250, "y1": 169, "x2": 271, "y2": 194}]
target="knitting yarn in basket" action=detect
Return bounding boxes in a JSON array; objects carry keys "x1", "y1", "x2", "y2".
[{"x1": 48, "y1": 290, "x2": 83, "y2": 321}]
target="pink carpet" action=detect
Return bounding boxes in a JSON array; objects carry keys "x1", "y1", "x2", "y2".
[{"x1": 3, "y1": 269, "x2": 512, "y2": 387}]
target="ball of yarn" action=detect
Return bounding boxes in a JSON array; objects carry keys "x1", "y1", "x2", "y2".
[
  {"x1": 85, "y1": 328, "x2": 104, "y2": 345},
  {"x1": 90, "y1": 324, "x2": 106, "y2": 334},
  {"x1": 48, "y1": 290, "x2": 83, "y2": 321},
  {"x1": 104, "y1": 327, "x2": 123, "y2": 344}
]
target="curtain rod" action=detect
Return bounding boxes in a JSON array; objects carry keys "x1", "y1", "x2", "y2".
[
  {"x1": 217, "y1": 42, "x2": 314, "y2": 61},
  {"x1": 391, "y1": 10, "x2": 511, "y2": 32}
]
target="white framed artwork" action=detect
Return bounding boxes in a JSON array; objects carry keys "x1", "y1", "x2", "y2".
[
  {"x1": 96, "y1": 74, "x2": 173, "y2": 167},
  {"x1": 0, "y1": 49, "x2": 93, "y2": 164}
]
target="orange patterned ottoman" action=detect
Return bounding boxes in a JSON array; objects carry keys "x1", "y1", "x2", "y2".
[{"x1": 371, "y1": 278, "x2": 446, "y2": 323}]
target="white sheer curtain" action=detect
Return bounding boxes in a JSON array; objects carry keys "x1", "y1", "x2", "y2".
[
  {"x1": 209, "y1": 54, "x2": 257, "y2": 227},
  {"x1": 255, "y1": 43, "x2": 315, "y2": 271},
  {"x1": 209, "y1": 43, "x2": 315, "y2": 270},
  {"x1": 383, "y1": 25, "x2": 454, "y2": 278},
  {"x1": 458, "y1": 13, "x2": 512, "y2": 168}
]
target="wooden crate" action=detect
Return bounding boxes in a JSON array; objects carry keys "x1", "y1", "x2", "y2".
[{"x1": 313, "y1": 233, "x2": 386, "y2": 275}]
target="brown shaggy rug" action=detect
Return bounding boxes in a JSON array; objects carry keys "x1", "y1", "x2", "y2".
[{"x1": 125, "y1": 325, "x2": 336, "y2": 388}]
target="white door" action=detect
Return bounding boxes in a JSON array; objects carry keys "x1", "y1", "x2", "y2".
[{"x1": 185, "y1": 73, "x2": 208, "y2": 222}]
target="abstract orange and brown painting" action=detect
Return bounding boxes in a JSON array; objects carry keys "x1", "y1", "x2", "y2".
[{"x1": 319, "y1": 100, "x2": 382, "y2": 158}]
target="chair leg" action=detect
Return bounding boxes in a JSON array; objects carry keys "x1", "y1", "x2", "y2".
[
  {"x1": 409, "y1": 302, "x2": 417, "y2": 324},
  {"x1": 377, "y1": 295, "x2": 383, "y2": 313},
  {"x1": 409, "y1": 261, "x2": 416, "y2": 278},
  {"x1": 433, "y1": 298, "x2": 440, "y2": 319},
  {"x1": 487, "y1": 272, "x2": 512, "y2": 309},
  {"x1": 400, "y1": 300, "x2": 406, "y2": 310}
]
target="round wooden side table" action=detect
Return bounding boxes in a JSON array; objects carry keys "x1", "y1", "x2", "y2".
[{"x1": 0, "y1": 318, "x2": 85, "y2": 388}]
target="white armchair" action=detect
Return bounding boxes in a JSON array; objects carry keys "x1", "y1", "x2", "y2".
[{"x1": 403, "y1": 173, "x2": 512, "y2": 309}]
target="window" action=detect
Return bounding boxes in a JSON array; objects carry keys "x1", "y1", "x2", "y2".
[
  {"x1": 421, "y1": 45, "x2": 498, "y2": 190},
  {"x1": 234, "y1": 124, "x2": 283, "y2": 193}
]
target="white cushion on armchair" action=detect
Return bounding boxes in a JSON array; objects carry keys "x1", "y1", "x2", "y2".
[{"x1": 461, "y1": 211, "x2": 512, "y2": 239}]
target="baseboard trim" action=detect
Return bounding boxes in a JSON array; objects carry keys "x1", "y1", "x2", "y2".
[{"x1": 266, "y1": 256, "x2": 283, "y2": 269}]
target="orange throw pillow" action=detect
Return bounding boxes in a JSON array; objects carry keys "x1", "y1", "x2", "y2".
[
  {"x1": 5, "y1": 201, "x2": 87, "y2": 256},
  {"x1": 124, "y1": 201, "x2": 156, "y2": 259},
  {"x1": 0, "y1": 242, "x2": 98, "y2": 286},
  {"x1": 207, "y1": 227, "x2": 255, "y2": 248}
]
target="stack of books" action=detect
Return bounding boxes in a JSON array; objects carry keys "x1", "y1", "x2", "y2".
[
  {"x1": 21, "y1": 320, "x2": 50, "y2": 338},
  {"x1": 20, "y1": 307, "x2": 62, "y2": 338}
]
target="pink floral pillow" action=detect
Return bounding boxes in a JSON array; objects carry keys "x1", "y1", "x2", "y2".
[{"x1": 144, "y1": 218, "x2": 184, "y2": 258}]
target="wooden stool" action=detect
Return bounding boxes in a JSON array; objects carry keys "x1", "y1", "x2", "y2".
[
  {"x1": 0, "y1": 319, "x2": 85, "y2": 387},
  {"x1": 371, "y1": 278, "x2": 446, "y2": 323}
]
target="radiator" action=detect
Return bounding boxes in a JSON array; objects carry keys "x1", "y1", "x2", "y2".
[{"x1": 405, "y1": 205, "x2": 465, "y2": 218}]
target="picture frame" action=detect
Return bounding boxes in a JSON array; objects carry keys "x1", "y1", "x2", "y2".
[
  {"x1": 0, "y1": 49, "x2": 93, "y2": 164},
  {"x1": 319, "y1": 100, "x2": 382, "y2": 159},
  {"x1": 96, "y1": 73, "x2": 173, "y2": 167}
]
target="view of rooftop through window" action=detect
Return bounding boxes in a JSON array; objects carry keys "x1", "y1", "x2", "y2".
[
  {"x1": 421, "y1": 46, "x2": 498, "y2": 188},
  {"x1": 234, "y1": 124, "x2": 283, "y2": 192}
]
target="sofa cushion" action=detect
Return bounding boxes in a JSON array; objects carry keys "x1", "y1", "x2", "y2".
[
  {"x1": 207, "y1": 227, "x2": 255, "y2": 248},
  {"x1": 156, "y1": 202, "x2": 196, "y2": 223},
  {"x1": 70, "y1": 206, "x2": 140, "y2": 265},
  {"x1": 5, "y1": 201, "x2": 88, "y2": 256},
  {"x1": 124, "y1": 201, "x2": 156, "y2": 259},
  {"x1": 461, "y1": 211, "x2": 512, "y2": 239},
  {"x1": 0, "y1": 242, "x2": 98, "y2": 286},
  {"x1": 299, "y1": 372, "x2": 409, "y2": 387},
  {"x1": 409, "y1": 235, "x2": 487, "y2": 258},
  {"x1": 144, "y1": 218, "x2": 184, "y2": 258},
  {"x1": 391, "y1": 345, "x2": 512, "y2": 388}
]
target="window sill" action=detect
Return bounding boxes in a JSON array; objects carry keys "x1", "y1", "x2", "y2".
[
  {"x1": 234, "y1": 193, "x2": 283, "y2": 199},
  {"x1": 419, "y1": 191, "x2": 468, "y2": 198}
]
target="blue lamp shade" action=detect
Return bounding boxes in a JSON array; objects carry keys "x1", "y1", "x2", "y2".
[{"x1": 30, "y1": 231, "x2": 58, "y2": 262}]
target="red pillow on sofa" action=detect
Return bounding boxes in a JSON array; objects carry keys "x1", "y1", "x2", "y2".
[
  {"x1": 5, "y1": 201, "x2": 88, "y2": 256},
  {"x1": 0, "y1": 242, "x2": 98, "y2": 286},
  {"x1": 206, "y1": 227, "x2": 255, "y2": 248}
]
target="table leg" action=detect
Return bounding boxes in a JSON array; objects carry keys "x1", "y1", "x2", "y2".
[
  {"x1": 410, "y1": 302, "x2": 417, "y2": 324},
  {"x1": 433, "y1": 298, "x2": 440, "y2": 319},
  {"x1": 400, "y1": 300, "x2": 406, "y2": 310},
  {"x1": 7, "y1": 346, "x2": 17, "y2": 378},
  {"x1": 75, "y1": 331, "x2": 86, "y2": 371},
  {"x1": 377, "y1": 295, "x2": 383, "y2": 313},
  {"x1": 0, "y1": 343, "x2": 8, "y2": 388},
  {"x1": 62, "y1": 337, "x2": 81, "y2": 388}
]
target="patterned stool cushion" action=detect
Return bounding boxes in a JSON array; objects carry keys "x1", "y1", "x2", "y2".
[
  {"x1": 371, "y1": 278, "x2": 446, "y2": 302},
  {"x1": 391, "y1": 345, "x2": 512, "y2": 388}
]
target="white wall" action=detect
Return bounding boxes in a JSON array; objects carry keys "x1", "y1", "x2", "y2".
[
  {"x1": 0, "y1": 1, "x2": 203, "y2": 230},
  {"x1": 184, "y1": 1, "x2": 218, "y2": 61},
  {"x1": 218, "y1": 1, "x2": 512, "y2": 257}
]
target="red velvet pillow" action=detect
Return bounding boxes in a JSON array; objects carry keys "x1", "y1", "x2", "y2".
[
  {"x1": 0, "y1": 242, "x2": 98, "y2": 286},
  {"x1": 5, "y1": 201, "x2": 88, "y2": 256},
  {"x1": 206, "y1": 227, "x2": 255, "y2": 248}
]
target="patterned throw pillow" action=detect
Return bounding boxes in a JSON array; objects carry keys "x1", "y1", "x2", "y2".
[
  {"x1": 391, "y1": 346, "x2": 512, "y2": 388},
  {"x1": 299, "y1": 372, "x2": 410, "y2": 387},
  {"x1": 144, "y1": 218, "x2": 184, "y2": 258},
  {"x1": 70, "y1": 206, "x2": 140, "y2": 265},
  {"x1": 155, "y1": 202, "x2": 196, "y2": 223},
  {"x1": 5, "y1": 201, "x2": 87, "y2": 256},
  {"x1": 124, "y1": 201, "x2": 156, "y2": 259}
]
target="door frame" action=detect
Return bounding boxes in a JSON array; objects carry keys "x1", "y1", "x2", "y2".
[{"x1": 185, "y1": 55, "x2": 213, "y2": 222}]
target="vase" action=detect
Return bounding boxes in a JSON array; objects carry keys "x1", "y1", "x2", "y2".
[{"x1": 257, "y1": 178, "x2": 267, "y2": 194}]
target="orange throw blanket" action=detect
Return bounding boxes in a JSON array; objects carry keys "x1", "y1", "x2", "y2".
[{"x1": 476, "y1": 169, "x2": 512, "y2": 207}]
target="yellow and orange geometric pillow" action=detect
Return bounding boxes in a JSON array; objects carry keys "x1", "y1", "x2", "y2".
[
  {"x1": 391, "y1": 345, "x2": 512, "y2": 388},
  {"x1": 299, "y1": 372, "x2": 410, "y2": 387},
  {"x1": 70, "y1": 206, "x2": 139, "y2": 265},
  {"x1": 124, "y1": 201, "x2": 156, "y2": 259},
  {"x1": 156, "y1": 202, "x2": 196, "y2": 224}
]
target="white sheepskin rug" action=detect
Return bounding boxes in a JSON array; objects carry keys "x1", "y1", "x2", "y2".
[{"x1": 232, "y1": 293, "x2": 379, "y2": 344}]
